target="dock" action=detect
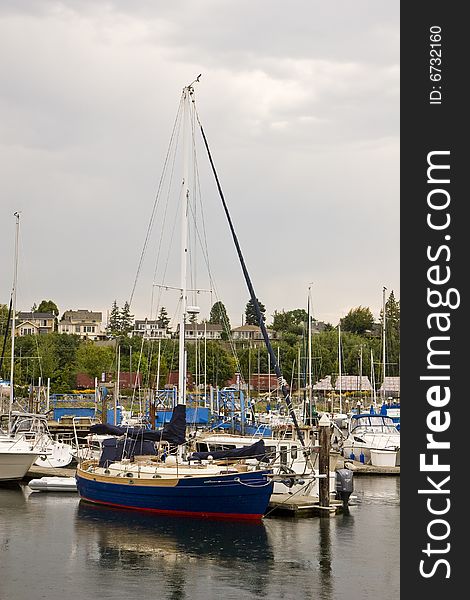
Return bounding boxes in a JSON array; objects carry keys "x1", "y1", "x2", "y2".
[
  {"x1": 24, "y1": 464, "x2": 77, "y2": 482},
  {"x1": 340, "y1": 458, "x2": 400, "y2": 475},
  {"x1": 267, "y1": 494, "x2": 344, "y2": 517}
]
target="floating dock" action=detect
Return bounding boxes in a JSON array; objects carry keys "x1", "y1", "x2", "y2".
[
  {"x1": 267, "y1": 494, "x2": 344, "y2": 517},
  {"x1": 341, "y1": 458, "x2": 400, "y2": 475}
]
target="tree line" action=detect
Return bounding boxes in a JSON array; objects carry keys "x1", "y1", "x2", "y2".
[{"x1": 0, "y1": 291, "x2": 399, "y2": 395}]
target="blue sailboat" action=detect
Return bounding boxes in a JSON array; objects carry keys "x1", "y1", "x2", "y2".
[{"x1": 76, "y1": 81, "x2": 278, "y2": 519}]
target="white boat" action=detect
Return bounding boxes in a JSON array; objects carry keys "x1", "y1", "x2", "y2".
[
  {"x1": 3, "y1": 411, "x2": 74, "y2": 468},
  {"x1": 28, "y1": 476, "x2": 77, "y2": 492},
  {"x1": 0, "y1": 436, "x2": 42, "y2": 482},
  {"x1": 340, "y1": 413, "x2": 400, "y2": 466}
]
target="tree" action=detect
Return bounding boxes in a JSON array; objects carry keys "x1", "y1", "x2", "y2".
[
  {"x1": 157, "y1": 307, "x2": 170, "y2": 330},
  {"x1": 120, "y1": 301, "x2": 134, "y2": 336},
  {"x1": 340, "y1": 306, "x2": 374, "y2": 335},
  {"x1": 245, "y1": 298, "x2": 266, "y2": 326},
  {"x1": 272, "y1": 308, "x2": 309, "y2": 336},
  {"x1": 381, "y1": 290, "x2": 400, "y2": 377},
  {"x1": 76, "y1": 342, "x2": 115, "y2": 380},
  {"x1": 186, "y1": 341, "x2": 235, "y2": 387},
  {"x1": 209, "y1": 301, "x2": 231, "y2": 340},
  {"x1": 106, "y1": 300, "x2": 121, "y2": 338},
  {"x1": 36, "y1": 300, "x2": 59, "y2": 316}
]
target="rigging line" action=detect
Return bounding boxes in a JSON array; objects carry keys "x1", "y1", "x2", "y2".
[
  {"x1": 182, "y1": 197, "x2": 244, "y2": 376},
  {"x1": 129, "y1": 94, "x2": 184, "y2": 307},
  {"x1": 130, "y1": 333, "x2": 146, "y2": 408},
  {"x1": 150, "y1": 109, "x2": 184, "y2": 320},
  {"x1": 196, "y1": 114, "x2": 306, "y2": 451},
  {"x1": 150, "y1": 180, "x2": 185, "y2": 325}
]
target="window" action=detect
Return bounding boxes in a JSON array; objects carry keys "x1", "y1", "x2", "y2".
[
  {"x1": 280, "y1": 446, "x2": 288, "y2": 465},
  {"x1": 75, "y1": 326, "x2": 81, "y2": 333}
]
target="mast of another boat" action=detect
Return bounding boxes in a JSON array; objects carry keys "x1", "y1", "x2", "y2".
[
  {"x1": 307, "y1": 284, "x2": 313, "y2": 424},
  {"x1": 8, "y1": 212, "x2": 20, "y2": 434},
  {"x1": 371, "y1": 348, "x2": 377, "y2": 407},
  {"x1": 177, "y1": 84, "x2": 192, "y2": 407},
  {"x1": 338, "y1": 324, "x2": 343, "y2": 415},
  {"x1": 381, "y1": 286, "x2": 387, "y2": 404}
]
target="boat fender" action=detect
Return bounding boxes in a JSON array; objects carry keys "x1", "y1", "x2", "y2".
[
  {"x1": 349, "y1": 452, "x2": 355, "y2": 461},
  {"x1": 359, "y1": 452, "x2": 365, "y2": 464}
]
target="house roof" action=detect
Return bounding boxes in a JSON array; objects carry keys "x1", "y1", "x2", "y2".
[
  {"x1": 379, "y1": 376, "x2": 400, "y2": 392},
  {"x1": 232, "y1": 325, "x2": 261, "y2": 332},
  {"x1": 313, "y1": 376, "x2": 333, "y2": 391},
  {"x1": 61, "y1": 310, "x2": 102, "y2": 322},
  {"x1": 17, "y1": 312, "x2": 55, "y2": 320},
  {"x1": 335, "y1": 375, "x2": 372, "y2": 391}
]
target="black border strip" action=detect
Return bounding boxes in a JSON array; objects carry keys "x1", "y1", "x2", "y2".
[{"x1": 401, "y1": 2, "x2": 465, "y2": 594}]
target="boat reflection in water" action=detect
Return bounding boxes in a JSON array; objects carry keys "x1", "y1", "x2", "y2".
[{"x1": 75, "y1": 501, "x2": 274, "y2": 597}]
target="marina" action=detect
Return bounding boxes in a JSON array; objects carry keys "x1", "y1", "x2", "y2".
[{"x1": 1, "y1": 4, "x2": 401, "y2": 596}]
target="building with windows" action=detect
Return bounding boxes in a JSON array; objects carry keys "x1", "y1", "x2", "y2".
[
  {"x1": 132, "y1": 320, "x2": 171, "y2": 339},
  {"x1": 14, "y1": 312, "x2": 56, "y2": 336},
  {"x1": 58, "y1": 310, "x2": 104, "y2": 340}
]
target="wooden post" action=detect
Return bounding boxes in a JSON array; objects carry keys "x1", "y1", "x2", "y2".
[
  {"x1": 318, "y1": 413, "x2": 331, "y2": 508},
  {"x1": 101, "y1": 386, "x2": 108, "y2": 425},
  {"x1": 149, "y1": 390, "x2": 156, "y2": 429}
]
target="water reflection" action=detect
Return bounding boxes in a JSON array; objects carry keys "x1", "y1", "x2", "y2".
[
  {"x1": 0, "y1": 482, "x2": 28, "y2": 507},
  {"x1": 75, "y1": 501, "x2": 274, "y2": 597}
]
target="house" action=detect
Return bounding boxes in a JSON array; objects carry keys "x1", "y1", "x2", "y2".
[
  {"x1": 174, "y1": 323, "x2": 224, "y2": 340},
  {"x1": 185, "y1": 323, "x2": 223, "y2": 340},
  {"x1": 14, "y1": 312, "x2": 56, "y2": 336},
  {"x1": 58, "y1": 310, "x2": 104, "y2": 341},
  {"x1": 133, "y1": 320, "x2": 171, "y2": 339},
  {"x1": 231, "y1": 325, "x2": 275, "y2": 343}
]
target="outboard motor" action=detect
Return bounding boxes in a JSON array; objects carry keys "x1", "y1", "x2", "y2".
[{"x1": 335, "y1": 468, "x2": 354, "y2": 508}]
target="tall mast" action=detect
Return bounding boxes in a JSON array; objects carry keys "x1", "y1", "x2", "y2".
[
  {"x1": 371, "y1": 348, "x2": 377, "y2": 407},
  {"x1": 9, "y1": 212, "x2": 20, "y2": 429},
  {"x1": 307, "y1": 284, "x2": 313, "y2": 423},
  {"x1": 338, "y1": 324, "x2": 343, "y2": 414},
  {"x1": 382, "y1": 286, "x2": 387, "y2": 402},
  {"x1": 178, "y1": 85, "x2": 192, "y2": 406}
]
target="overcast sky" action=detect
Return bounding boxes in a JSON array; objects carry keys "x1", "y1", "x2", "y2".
[{"x1": 0, "y1": 1, "x2": 399, "y2": 328}]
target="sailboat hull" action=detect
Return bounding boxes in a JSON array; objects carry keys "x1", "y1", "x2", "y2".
[{"x1": 76, "y1": 468, "x2": 273, "y2": 520}]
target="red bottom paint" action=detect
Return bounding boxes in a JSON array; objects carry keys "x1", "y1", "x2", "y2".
[{"x1": 80, "y1": 496, "x2": 264, "y2": 521}]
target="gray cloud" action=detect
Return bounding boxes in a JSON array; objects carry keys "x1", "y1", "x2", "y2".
[{"x1": 0, "y1": 1, "x2": 399, "y2": 326}]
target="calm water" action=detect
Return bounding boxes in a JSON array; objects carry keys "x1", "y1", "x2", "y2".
[{"x1": 0, "y1": 476, "x2": 399, "y2": 600}]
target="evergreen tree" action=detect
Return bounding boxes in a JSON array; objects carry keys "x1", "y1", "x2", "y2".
[
  {"x1": 120, "y1": 301, "x2": 134, "y2": 336},
  {"x1": 209, "y1": 301, "x2": 231, "y2": 340},
  {"x1": 381, "y1": 290, "x2": 400, "y2": 376},
  {"x1": 245, "y1": 298, "x2": 266, "y2": 326},
  {"x1": 157, "y1": 306, "x2": 170, "y2": 330},
  {"x1": 106, "y1": 300, "x2": 121, "y2": 338}
]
